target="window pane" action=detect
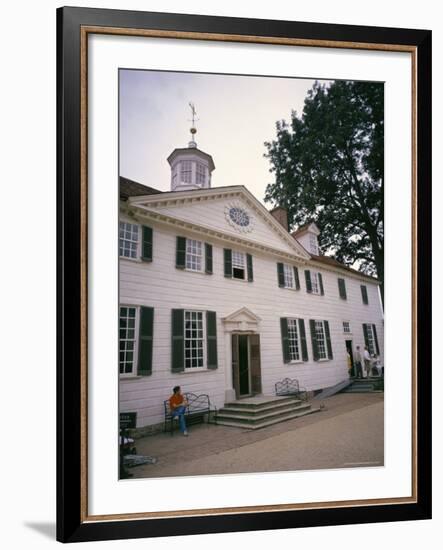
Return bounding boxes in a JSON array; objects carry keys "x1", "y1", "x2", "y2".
[
  {"x1": 185, "y1": 239, "x2": 203, "y2": 271},
  {"x1": 283, "y1": 264, "x2": 294, "y2": 288},
  {"x1": 119, "y1": 306, "x2": 137, "y2": 374},
  {"x1": 311, "y1": 272, "x2": 320, "y2": 294},
  {"x1": 119, "y1": 222, "x2": 139, "y2": 259},
  {"x1": 315, "y1": 320, "x2": 327, "y2": 359},
  {"x1": 287, "y1": 319, "x2": 300, "y2": 361},
  {"x1": 181, "y1": 160, "x2": 193, "y2": 183},
  {"x1": 184, "y1": 310, "x2": 205, "y2": 369}
]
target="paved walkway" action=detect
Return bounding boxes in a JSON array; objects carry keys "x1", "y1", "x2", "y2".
[{"x1": 129, "y1": 393, "x2": 384, "y2": 479}]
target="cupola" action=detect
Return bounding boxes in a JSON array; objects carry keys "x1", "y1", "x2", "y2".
[{"x1": 167, "y1": 102, "x2": 215, "y2": 192}]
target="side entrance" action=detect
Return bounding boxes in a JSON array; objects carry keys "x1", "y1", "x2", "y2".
[{"x1": 231, "y1": 334, "x2": 262, "y2": 399}]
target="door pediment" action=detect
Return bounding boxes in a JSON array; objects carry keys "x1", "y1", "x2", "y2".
[{"x1": 222, "y1": 307, "x2": 261, "y2": 332}]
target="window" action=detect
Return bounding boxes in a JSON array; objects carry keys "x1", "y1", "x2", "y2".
[
  {"x1": 232, "y1": 250, "x2": 246, "y2": 279},
  {"x1": 119, "y1": 306, "x2": 137, "y2": 374},
  {"x1": 119, "y1": 221, "x2": 139, "y2": 259},
  {"x1": 338, "y1": 278, "x2": 347, "y2": 300},
  {"x1": 343, "y1": 321, "x2": 351, "y2": 334},
  {"x1": 196, "y1": 162, "x2": 206, "y2": 185},
  {"x1": 171, "y1": 166, "x2": 178, "y2": 188},
  {"x1": 180, "y1": 160, "x2": 192, "y2": 183},
  {"x1": 185, "y1": 239, "x2": 203, "y2": 271},
  {"x1": 366, "y1": 324, "x2": 376, "y2": 355},
  {"x1": 311, "y1": 271, "x2": 320, "y2": 294},
  {"x1": 361, "y1": 285, "x2": 369, "y2": 305},
  {"x1": 309, "y1": 234, "x2": 319, "y2": 255},
  {"x1": 283, "y1": 264, "x2": 295, "y2": 288},
  {"x1": 287, "y1": 319, "x2": 302, "y2": 361},
  {"x1": 315, "y1": 320, "x2": 328, "y2": 360},
  {"x1": 184, "y1": 310, "x2": 204, "y2": 369}
]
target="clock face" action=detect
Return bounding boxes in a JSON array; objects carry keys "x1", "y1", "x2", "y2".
[
  {"x1": 225, "y1": 202, "x2": 254, "y2": 233},
  {"x1": 229, "y1": 207, "x2": 250, "y2": 227}
]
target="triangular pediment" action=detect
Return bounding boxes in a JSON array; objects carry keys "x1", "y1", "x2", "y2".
[
  {"x1": 128, "y1": 186, "x2": 311, "y2": 261},
  {"x1": 223, "y1": 307, "x2": 261, "y2": 324}
]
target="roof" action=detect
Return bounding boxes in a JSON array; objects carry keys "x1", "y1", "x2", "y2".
[
  {"x1": 309, "y1": 253, "x2": 379, "y2": 283},
  {"x1": 119, "y1": 176, "x2": 163, "y2": 200},
  {"x1": 167, "y1": 147, "x2": 215, "y2": 171},
  {"x1": 291, "y1": 221, "x2": 319, "y2": 237}
]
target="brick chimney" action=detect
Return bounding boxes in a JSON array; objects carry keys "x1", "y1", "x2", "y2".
[{"x1": 270, "y1": 206, "x2": 288, "y2": 231}]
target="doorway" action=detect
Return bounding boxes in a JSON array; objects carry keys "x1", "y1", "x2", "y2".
[
  {"x1": 345, "y1": 339, "x2": 354, "y2": 377},
  {"x1": 231, "y1": 334, "x2": 262, "y2": 399}
]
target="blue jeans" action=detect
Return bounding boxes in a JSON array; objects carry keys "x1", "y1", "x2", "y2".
[{"x1": 171, "y1": 406, "x2": 187, "y2": 433}]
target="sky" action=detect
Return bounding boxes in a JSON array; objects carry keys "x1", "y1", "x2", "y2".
[{"x1": 119, "y1": 69, "x2": 332, "y2": 205}]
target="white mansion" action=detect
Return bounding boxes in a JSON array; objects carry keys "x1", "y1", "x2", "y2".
[{"x1": 119, "y1": 134, "x2": 384, "y2": 433}]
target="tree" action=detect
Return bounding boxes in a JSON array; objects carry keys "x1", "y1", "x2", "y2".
[{"x1": 264, "y1": 80, "x2": 384, "y2": 299}]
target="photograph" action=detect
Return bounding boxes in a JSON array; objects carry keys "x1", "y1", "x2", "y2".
[{"x1": 118, "y1": 69, "x2": 385, "y2": 480}]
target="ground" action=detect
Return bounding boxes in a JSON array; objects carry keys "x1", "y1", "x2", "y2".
[{"x1": 127, "y1": 393, "x2": 384, "y2": 479}]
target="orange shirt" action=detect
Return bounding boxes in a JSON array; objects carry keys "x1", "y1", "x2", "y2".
[{"x1": 169, "y1": 393, "x2": 184, "y2": 410}]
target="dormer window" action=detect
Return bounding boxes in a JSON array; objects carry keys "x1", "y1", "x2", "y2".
[{"x1": 309, "y1": 234, "x2": 319, "y2": 255}]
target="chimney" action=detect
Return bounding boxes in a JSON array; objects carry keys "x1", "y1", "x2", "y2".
[{"x1": 270, "y1": 206, "x2": 288, "y2": 231}]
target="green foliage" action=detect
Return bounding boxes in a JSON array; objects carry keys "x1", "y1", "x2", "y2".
[{"x1": 264, "y1": 80, "x2": 384, "y2": 284}]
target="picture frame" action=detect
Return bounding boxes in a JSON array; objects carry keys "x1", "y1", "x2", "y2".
[{"x1": 56, "y1": 6, "x2": 432, "y2": 543}]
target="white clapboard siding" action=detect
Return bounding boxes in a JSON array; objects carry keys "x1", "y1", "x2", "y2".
[{"x1": 120, "y1": 221, "x2": 384, "y2": 428}]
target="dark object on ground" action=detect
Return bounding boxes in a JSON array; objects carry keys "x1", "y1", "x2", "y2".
[
  {"x1": 164, "y1": 392, "x2": 218, "y2": 435},
  {"x1": 275, "y1": 378, "x2": 308, "y2": 401}
]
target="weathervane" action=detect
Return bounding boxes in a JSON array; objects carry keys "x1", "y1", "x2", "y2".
[{"x1": 188, "y1": 102, "x2": 198, "y2": 146}]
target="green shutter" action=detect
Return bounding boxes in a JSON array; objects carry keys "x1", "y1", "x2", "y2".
[
  {"x1": 138, "y1": 306, "x2": 153, "y2": 375},
  {"x1": 247, "y1": 254, "x2": 253, "y2": 282},
  {"x1": 363, "y1": 323, "x2": 370, "y2": 349},
  {"x1": 280, "y1": 318, "x2": 291, "y2": 363},
  {"x1": 277, "y1": 263, "x2": 285, "y2": 287},
  {"x1": 305, "y1": 270, "x2": 312, "y2": 293},
  {"x1": 293, "y1": 266, "x2": 300, "y2": 290},
  {"x1": 205, "y1": 243, "x2": 213, "y2": 274},
  {"x1": 310, "y1": 319, "x2": 319, "y2": 361},
  {"x1": 224, "y1": 249, "x2": 232, "y2": 278},
  {"x1": 206, "y1": 311, "x2": 218, "y2": 369},
  {"x1": 324, "y1": 320, "x2": 333, "y2": 359},
  {"x1": 299, "y1": 319, "x2": 308, "y2": 361},
  {"x1": 361, "y1": 285, "x2": 369, "y2": 304},
  {"x1": 372, "y1": 324, "x2": 380, "y2": 355},
  {"x1": 318, "y1": 273, "x2": 325, "y2": 295},
  {"x1": 171, "y1": 309, "x2": 184, "y2": 372},
  {"x1": 141, "y1": 226, "x2": 153, "y2": 262},
  {"x1": 176, "y1": 237, "x2": 186, "y2": 269},
  {"x1": 338, "y1": 278, "x2": 347, "y2": 299}
]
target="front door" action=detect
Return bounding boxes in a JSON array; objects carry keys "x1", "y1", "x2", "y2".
[
  {"x1": 232, "y1": 334, "x2": 262, "y2": 399},
  {"x1": 345, "y1": 339, "x2": 354, "y2": 377}
]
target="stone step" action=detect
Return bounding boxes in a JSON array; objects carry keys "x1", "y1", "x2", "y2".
[
  {"x1": 351, "y1": 378, "x2": 382, "y2": 384},
  {"x1": 342, "y1": 386, "x2": 376, "y2": 393},
  {"x1": 216, "y1": 406, "x2": 321, "y2": 430},
  {"x1": 223, "y1": 395, "x2": 300, "y2": 410},
  {"x1": 216, "y1": 402, "x2": 312, "y2": 424},
  {"x1": 220, "y1": 398, "x2": 304, "y2": 416}
]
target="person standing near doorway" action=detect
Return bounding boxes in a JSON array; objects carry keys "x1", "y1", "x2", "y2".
[
  {"x1": 169, "y1": 386, "x2": 189, "y2": 436},
  {"x1": 363, "y1": 346, "x2": 372, "y2": 378},
  {"x1": 354, "y1": 346, "x2": 363, "y2": 378}
]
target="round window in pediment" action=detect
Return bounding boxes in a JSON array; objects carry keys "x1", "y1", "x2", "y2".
[
  {"x1": 225, "y1": 202, "x2": 254, "y2": 233},
  {"x1": 229, "y1": 207, "x2": 250, "y2": 227}
]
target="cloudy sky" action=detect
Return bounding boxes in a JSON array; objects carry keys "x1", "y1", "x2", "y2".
[{"x1": 119, "y1": 69, "x2": 330, "y2": 205}]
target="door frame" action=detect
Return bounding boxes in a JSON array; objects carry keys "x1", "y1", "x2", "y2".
[{"x1": 232, "y1": 332, "x2": 258, "y2": 399}]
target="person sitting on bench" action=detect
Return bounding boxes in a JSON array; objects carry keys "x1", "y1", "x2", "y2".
[{"x1": 169, "y1": 386, "x2": 189, "y2": 436}]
